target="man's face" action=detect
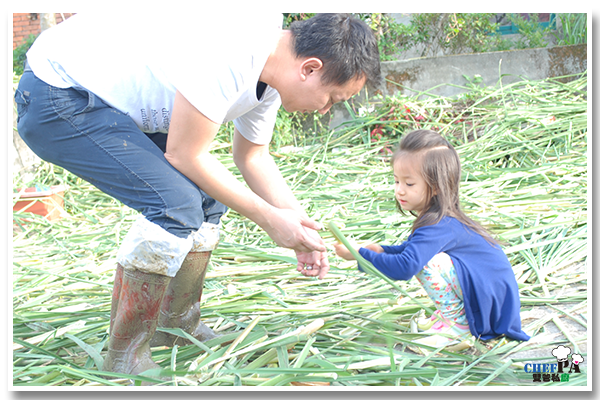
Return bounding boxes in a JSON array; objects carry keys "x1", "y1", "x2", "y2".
[{"x1": 281, "y1": 69, "x2": 366, "y2": 115}]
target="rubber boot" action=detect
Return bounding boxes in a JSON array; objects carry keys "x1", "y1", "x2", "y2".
[
  {"x1": 109, "y1": 264, "x2": 124, "y2": 334},
  {"x1": 103, "y1": 266, "x2": 171, "y2": 377},
  {"x1": 150, "y1": 251, "x2": 218, "y2": 347}
]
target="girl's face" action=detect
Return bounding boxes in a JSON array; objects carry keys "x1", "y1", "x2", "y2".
[{"x1": 393, "y1": 155, "x2": 429, "y2": 213}]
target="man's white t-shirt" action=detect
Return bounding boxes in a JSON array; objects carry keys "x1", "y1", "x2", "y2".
[{"x1": 26, "y1": 11, "x2": 283, "y2": 145}]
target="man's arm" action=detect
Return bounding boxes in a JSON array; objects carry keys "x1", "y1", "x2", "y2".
[
  {"x1": 165, "y1": 90, "x2": 326, "y2": 254},
  {"x1": 233, "y1": 127, "x2": 330, "y2": 278},
  {"x1": 232, "y1": 127, "x2": 307, "y2": 217}
]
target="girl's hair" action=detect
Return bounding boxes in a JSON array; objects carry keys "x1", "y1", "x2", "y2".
[{"x1": 392, "y1": 129, "x2": 499, "y2": 245}]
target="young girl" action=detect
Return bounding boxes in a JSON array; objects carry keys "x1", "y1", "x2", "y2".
[{"x1": 335, "y1": 129, "x2": 530, "y2": 348}]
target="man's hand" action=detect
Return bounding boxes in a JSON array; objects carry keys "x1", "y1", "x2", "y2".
[
  {"x1": 262, "y1": 208, "x2": 327, "y2": 253},
  {"x1": 295, "y1": 249, "x2": 330, "y2": 279},
  {"x1": 293, "y1": 224, "x2": 329, "y2": 278}
]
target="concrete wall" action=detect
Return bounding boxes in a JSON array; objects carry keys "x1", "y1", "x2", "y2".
[
  {"x1": 329, "y1": 43, "x2": 587, "y2": 128},
  {"x1": 379, "y1": 43, "x2": 587, "y2": 99}
]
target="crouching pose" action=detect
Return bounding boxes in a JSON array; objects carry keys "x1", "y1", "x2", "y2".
[
  {"x1": 335, "y1": 129, "x2": 530, "y2": 349},
  {"x1": 15, "y1": 10, "x2": 381, "y2": 378}
]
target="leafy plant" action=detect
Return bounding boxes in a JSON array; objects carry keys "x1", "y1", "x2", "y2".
[
  {"x1": 12, "y1": 72, "x2": 588, "y2": 386},
  {"x1": 504, "y1": 13, "x2": 553, "y2": 49},
  {"x1": 282, "y1": 13, "x2": 315, "y2": 28},
  {"x1": 554, "y1": 13, "x2": 587, "y2": 45},
  {"x1": 442, "y1": 13, "x2": 506, "y2": 54},
  {"x1": 355, "y1": 13, "x2": 416, "y2": 61},
  {"x1": 13, "y1": 34, "x2": 37, "y2": 75},
  {"x1": 390, "y1": 13, "x2": 508, "y2": 58}
]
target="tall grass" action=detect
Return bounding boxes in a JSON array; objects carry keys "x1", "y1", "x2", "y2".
[{"x1": 12, "y1": 72, "x2": 588, "y2": 387}]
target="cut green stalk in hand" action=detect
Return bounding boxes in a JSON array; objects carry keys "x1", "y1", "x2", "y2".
[
  {"x1": 11, "y1": 71, "x2": 587, "y2": 386},
  {"x1": 327, "y1": 221, "x2": 434, "y2": 314}
]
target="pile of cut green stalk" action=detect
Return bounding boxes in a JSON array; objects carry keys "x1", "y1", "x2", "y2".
[{"x1": 12, "y1": 72, "x2": 588, "y2": 387}]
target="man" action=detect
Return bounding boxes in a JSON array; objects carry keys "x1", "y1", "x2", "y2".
[{"x1": 15, "y1": 11, "x2": 381, "y2": 377}]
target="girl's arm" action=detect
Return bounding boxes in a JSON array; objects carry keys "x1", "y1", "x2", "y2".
[
  {"x1": 358, "y1": 222, "x2": 456, "y2": 281},
  {"x1": 334, "y1": 241, "x2": 408, "y2": 260},
  {"x1": 380, "y1": 242, "x2": 409, "y2": 254}
]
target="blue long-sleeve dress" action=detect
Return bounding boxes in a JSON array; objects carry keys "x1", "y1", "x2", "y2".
[{"x1": 358, "y1": 216, "x2": 530, "y2": 341}]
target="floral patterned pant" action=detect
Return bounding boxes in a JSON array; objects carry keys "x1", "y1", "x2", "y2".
[{"x1": 415, "y1": 252, "x2": 468, "y2": 325}]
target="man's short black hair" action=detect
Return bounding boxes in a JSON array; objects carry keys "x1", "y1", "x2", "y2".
[{"x1": 290, "y1": 13, "x2": 381, "y2": 89}]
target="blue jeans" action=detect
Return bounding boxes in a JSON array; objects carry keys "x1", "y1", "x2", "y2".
[{"x1": 14, "y1": 71, "x2": 227, "y2": 239}]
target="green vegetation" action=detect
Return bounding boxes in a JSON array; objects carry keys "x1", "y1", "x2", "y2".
[{"x1": 13, "y1": 71, "x2": 588, "y2": 386}]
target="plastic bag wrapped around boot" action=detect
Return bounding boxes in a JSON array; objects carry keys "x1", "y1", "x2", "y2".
[
  {"x1": 117, "y1": 217, "x2": 193, "y2": 277},
  {"x1": 190, "y1": 222, "x2": 221, "y2": 252},
  {"x1": 117, "y1": 217, "x2": 222, "y2": 277}
]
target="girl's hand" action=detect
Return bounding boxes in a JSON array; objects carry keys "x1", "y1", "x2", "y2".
[
  {"x1": 334, "y1": 242, "x2": 384, "y2": 260},
  {"x1": 363, "y1": 243, "x2": 384, "y2": 253},
  {"x1": 334, "y1": 243, "x2": 354, "y2": 260}
]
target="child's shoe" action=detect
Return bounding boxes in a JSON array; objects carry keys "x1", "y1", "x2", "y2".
[
  {"x1": 414, "y1": 314, "x2": 472, "y2": 351},
  {"x1": 416, "y1": 310, "x2": 442, "y2": 331}
]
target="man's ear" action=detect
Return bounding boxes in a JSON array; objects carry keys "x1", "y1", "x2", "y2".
[{"x1": 299, "y1": 57, "x2": 323, "y2": 81}]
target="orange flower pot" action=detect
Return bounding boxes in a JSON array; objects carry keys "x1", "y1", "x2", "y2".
[{"x1": 13, "y1": 185, "x2": 68, "y2": 221}]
